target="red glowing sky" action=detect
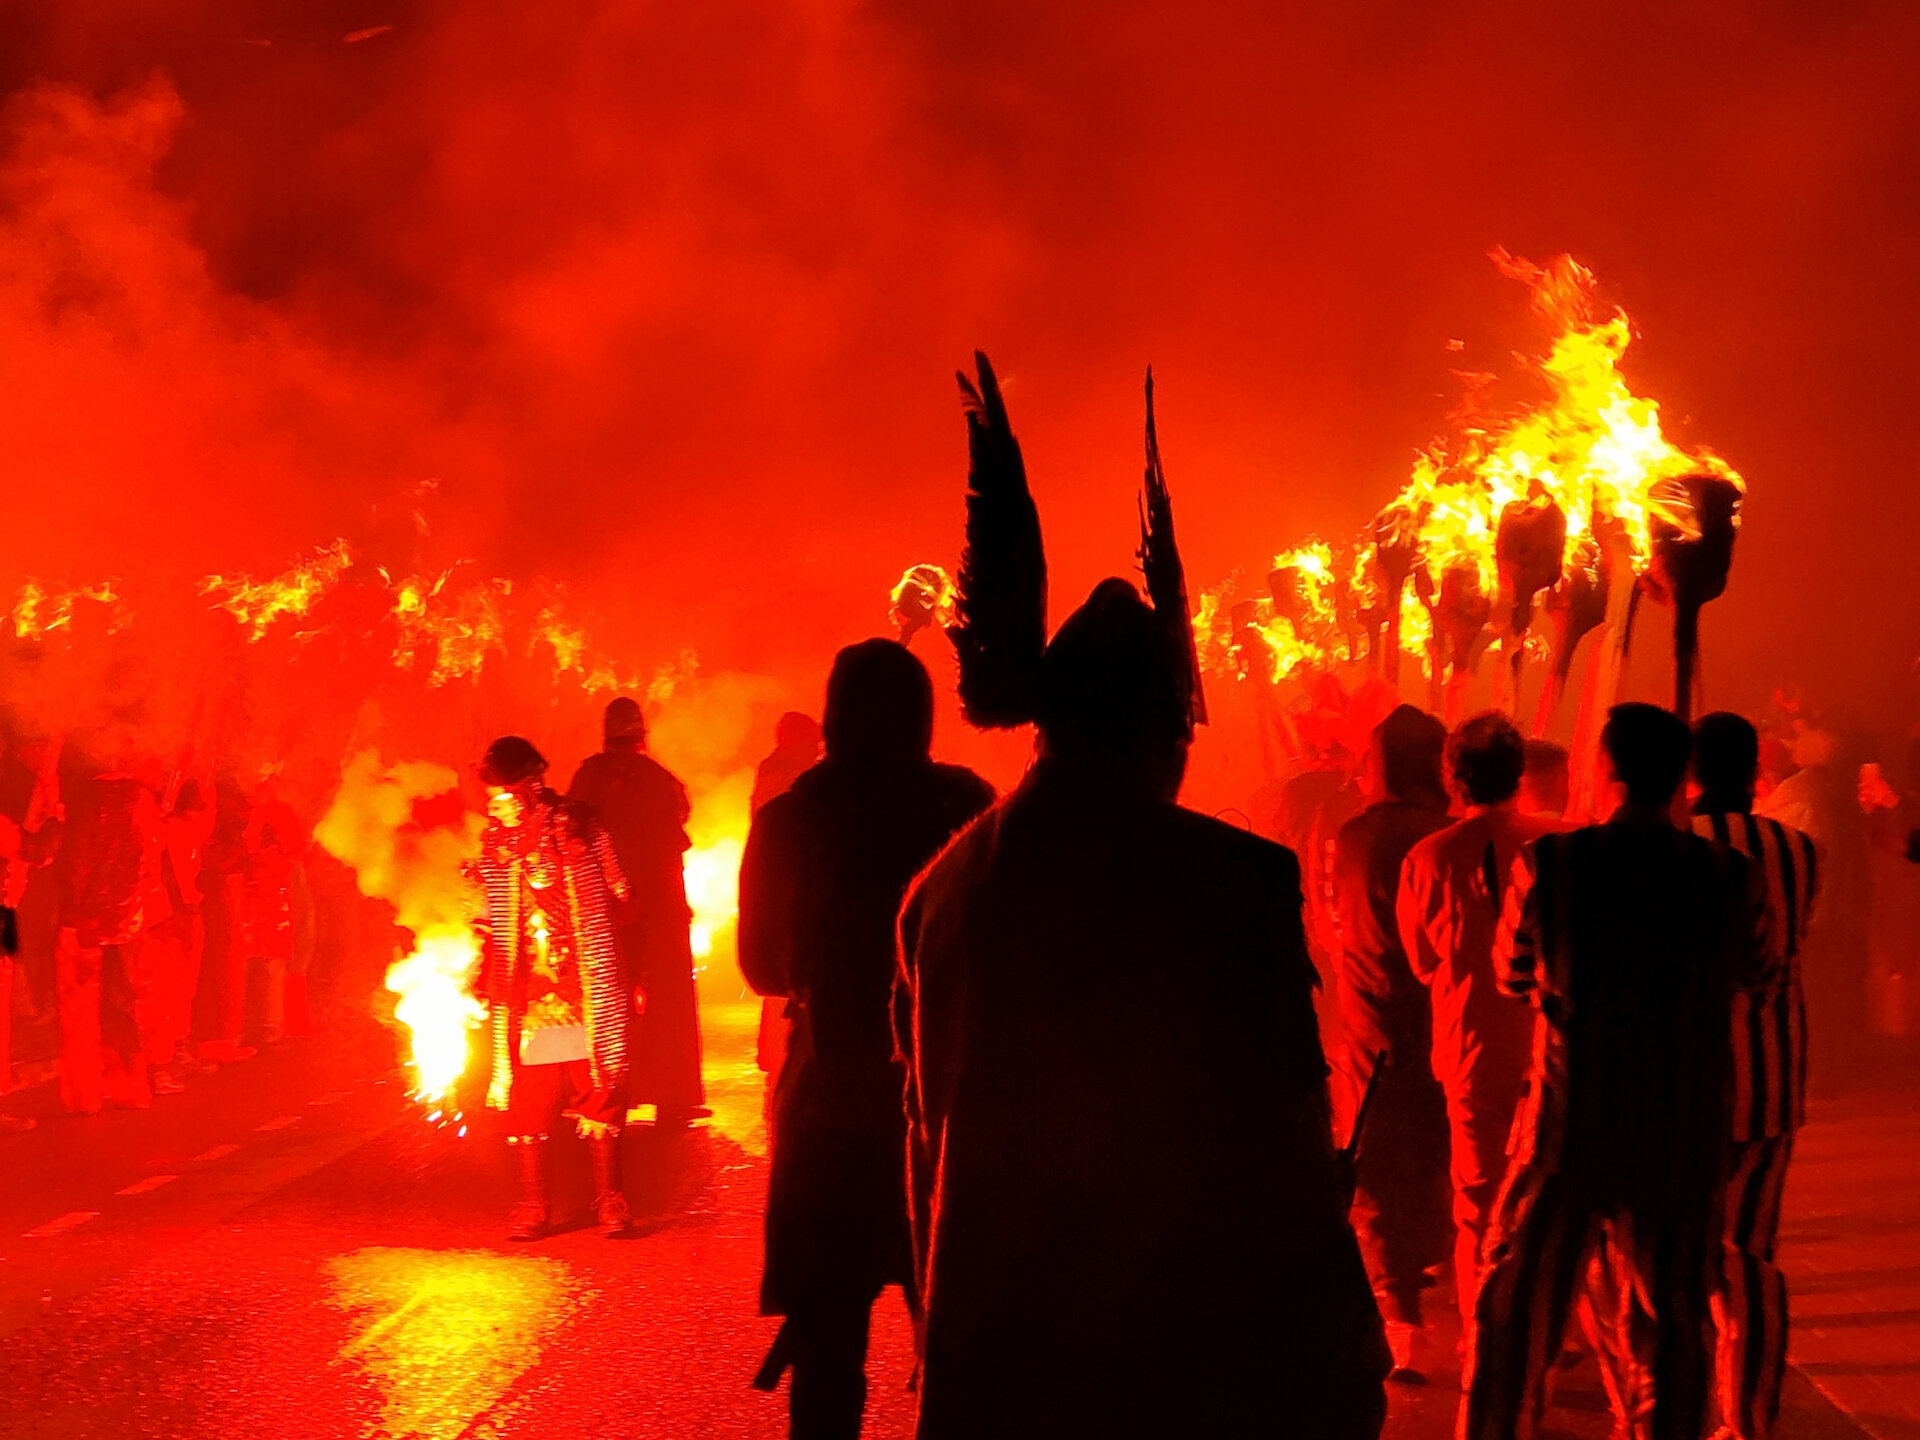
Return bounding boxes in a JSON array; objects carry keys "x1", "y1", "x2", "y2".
[{"x1": 4, "y1": 0, "x2": 1919, "y2": 745}]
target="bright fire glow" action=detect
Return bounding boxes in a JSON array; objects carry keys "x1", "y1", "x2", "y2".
[
  {"x1": 201, "y1": 539, "x2": 352, "y2": 640},
  {"x1": 1198, "y1": 252, "x2": 1744, "y2": 682},
  {"x1": 683, "y1": 834, "x2": 744, "y2": 963},
  {"x1": 9, "y1": 579, "x2": 122, "y2": 639},
  {"x1": 315, "y1": 753, "x2": 485, "y2": 1104},
  {"x1": 386, "y1": 928, "x2": 487, "y2": 1103}
]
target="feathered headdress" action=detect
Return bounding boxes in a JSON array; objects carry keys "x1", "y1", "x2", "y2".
[
  {"x1": 949, "y1": 353, "x2": 1207, "y2": 744},
  {"x1": 1139, "y1": 368, "x2": 1208, "y2": 731},
  {"x1": 950, "y1": 352, "x2": 1047, "y2": 728}
]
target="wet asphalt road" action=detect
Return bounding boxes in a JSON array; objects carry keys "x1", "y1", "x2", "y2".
[{"x1": 0, "y1": 1002, "x2": 1865, "y2": 1439}]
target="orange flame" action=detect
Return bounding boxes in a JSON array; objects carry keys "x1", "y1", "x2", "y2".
[
  {"x1": 9, "y1": 579, "x2": 123, "y2": 639},
  {"x1": 1200, "y1": 252, "x2": 1744, "y2": 682},
  {"x1": 201, "y1": 539, "x2": 352, "y2": 640},
  {"x1": 314, "y1": 752, "x2": 485, "y2": 1103}
]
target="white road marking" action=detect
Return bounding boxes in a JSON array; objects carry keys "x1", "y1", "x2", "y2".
[
  {"x1": 24, "y1": 1211, "x2": 98, "y2": 1238},
  {"x1": 189, "y1": 1144, "x2": 240, "y2": 1163},
  {"x1": 255, "y1": 1116, "x2": 301, "y2": 1132},
  {"x1": 115, "y1": 1174, "x2": 179, "y2": 1196}
]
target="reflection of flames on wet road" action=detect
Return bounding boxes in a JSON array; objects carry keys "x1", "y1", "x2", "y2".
[{"x1": 326, "y1": 1246, "x2": 585, "y2": 1440}]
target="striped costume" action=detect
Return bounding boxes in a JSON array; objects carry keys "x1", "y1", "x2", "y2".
[
  {"x1": 1693, "y1": 808, "x2": 1818, "y2": 1440},
  {"x1": 477, "y1": 792, "x2": 631, "y2": 1124},
  {"x1": 1463, "y1": 819, "x2": 1769, "y2": 1440}
]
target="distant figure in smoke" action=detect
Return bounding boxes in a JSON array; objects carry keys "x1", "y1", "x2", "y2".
[
  {"x1": 1397, "y1": 712, "x2": 1563, "y2": 1334},
  {"x1": 569, "y1": 697, "x2": 706, "y2": 1124},
  {"x1": 1464, "y1": 704, "x2": 1768, "y2": 1440},
  {"x1": 142, "y1": 777, "x2": 216, "y2": 1090},
  {"x1": 475, "y1": 736, "x2": 637, "y2": 1241},
  {"x1": 1520, "y1": 739, "x2": 1570, "y2": 819},
  {"x1": 1691, "y1": 713, "x2": 1818, "y2": 1440},
  {"x1": 1331, "y1": 703, "x2": 1454, "y2": 1379},
  {"x1": 749, "y1": 711, "x2": 825, "y2": 1089},
  {"x1": 55, "y1": 764, "x2": 168, "y2": 1113},
  {"x1": 739, "y1": 644, "x2": 992, "y2": 1440},
  {"x1": 897, "y1": 355, "x2": 1387, "y2": 1439}
]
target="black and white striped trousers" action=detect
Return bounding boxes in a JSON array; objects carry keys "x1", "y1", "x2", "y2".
[
  {"x1": 1462, "y1": 1163, "x2": 1716, "y2": 1440},
  {"x1": 1713, "y1": 1133, "x2": 1793, "y2": 1440}
]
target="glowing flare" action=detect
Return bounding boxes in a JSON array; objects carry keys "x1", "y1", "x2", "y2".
[
  {"x1": 683, "y1": 834, "x2": 744, "y2": 963},
  {"x1": 387, "y1": 928, "x2": 486, "y2": 1102}
]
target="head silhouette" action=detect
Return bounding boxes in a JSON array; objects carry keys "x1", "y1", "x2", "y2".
[
  {"x1": 1692, "y1": 711, "x2": 1760, "y2": 811},
  {"x1": 774, "y1": 711, "x2": 823, "y2": 754},
  {"x1": 1521, "y1": 739, "x2": 1570, "y2": 817},
  {"x1": 1035, "y1": 579, "x2": 1190, "y2": 795},
  {"x1": 603, "y1": 697, "x2": 646, "y2": 748},
  {"x1": 1448, "y1": 711, "x2": 1526, "y2": 808},
  {"x1": 823, "y1": 640, "x2": 934, "y2": 767},
  {"x1": 1602, "y1": 702, "x2": 1691, "y2": 809},
  {"x1": 1371, "y1": 705, "x2": 1448, "y2": 808}
]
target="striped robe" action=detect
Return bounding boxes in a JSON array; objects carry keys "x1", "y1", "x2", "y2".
[
  {"x1": 1463, "y1": 818, "x2": 1769, "y2": 1440},
  {"x1": 1693, "y1": 808, "x2": 1819, "y2": 1440},
  {"x1": 479, "y1": 796, "x2": 631, "y2": 1111}
]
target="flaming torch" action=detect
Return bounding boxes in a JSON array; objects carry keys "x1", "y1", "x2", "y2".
[{"x1": 1647, "y1": 472, "x2": 1743, "y2": 723}]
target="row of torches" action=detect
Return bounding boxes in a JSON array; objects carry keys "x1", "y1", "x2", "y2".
[{"x1": 896, "y1": 253, "x2": 1747, "y2": 754}]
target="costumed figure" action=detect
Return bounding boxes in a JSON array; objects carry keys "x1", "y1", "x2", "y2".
[
  {"x1": 568, "y1": 698, "x2": 706, "y2": 1123},
  {"x1": 1396, "y1": 712, "x2": 1565, "y2": 1334},
  {"x1": 1331, "y1": 703, "x2": 1455, "y2": 1379},
  {"x1": 1691, "y1": 713, "x2": 1819, "y2": 1440},
  {"x1": 55, "y1": 766, "x2": 167, "y2": 1113},
  {"x1": 740, "y1": 644, "x2": 992, "y2": 1440},
  {"x1": 895, "y1": 355, "x2": 1388, "y2": 1439},
  {"x1": 1464, "y1": 704, "x2": 1769, "y2": 1440},
  {"x1": 476, "y1": 736, "x2": 637, "y2": 1241}
]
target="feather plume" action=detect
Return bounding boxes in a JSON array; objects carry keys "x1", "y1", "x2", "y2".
[
  {"x1": 1138, "y1": 368, "x2": 1208, "y2": 729},
  {"x1": 950, "y1": 351, "x2": 1047, "y2": 728}
]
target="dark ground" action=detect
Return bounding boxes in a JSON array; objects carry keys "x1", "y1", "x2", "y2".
[{"x1": 0, "y1": 1000, "x2": 1889, "y2": 1439}]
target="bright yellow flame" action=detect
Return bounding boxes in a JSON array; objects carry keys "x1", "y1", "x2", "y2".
[
  {"x1": 326, "y1": 1247, "x2": 583, "y2": 1440},
  {"x1": 683, "y1": 834, "x2": 744, "y2": 963},
  {"x1": 391, "y1": 572, "x2": 510, "y2": 686},
  {"x1": 1196, "y1": 253, "x2": 1744, "y2": 679},
  {"x1": 387, "y1": 928, "x2": 486, "y2": 1102},
  {"x1": 10, "y1": 579, "x2": 123, "y2": 639},
  {"x1": 201, "y1": 539, "x2": 352, "y2": 640},
  {"x1": 314, "y1": 753, "x2": 485, "y2": 1104}
]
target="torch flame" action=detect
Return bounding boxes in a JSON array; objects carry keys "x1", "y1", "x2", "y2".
[{"x1": 201, "y1": 539, "x2": 352, "y2": 639}]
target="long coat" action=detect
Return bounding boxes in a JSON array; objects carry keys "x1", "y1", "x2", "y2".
[
  {"x1": 737, "y1": 757, "x2": 993, "y2": 1313},
  {"x1": 568, "y1": 748, "x2": 704, "y2": 1109},
  {"x1": 896, "y1": 769, "x2": 1390, "y2": 1440}
]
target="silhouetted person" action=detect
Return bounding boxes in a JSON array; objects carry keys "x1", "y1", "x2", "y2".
[
  {"x1": 752, "y1": 711, "x2": 825, "y2": 815},
  {"x1": 475, "y1": 736, "x2": 637, "y2": 1241},
  {"x1": 739, "y1": 642, "x2": 992, "y2": 1440},
  {"x1": 569, "y1": 697, "x2": 705, "y2": 1123},
  {"x1": 750, "y1": 710, "x2": 825, "y2": 1086},
  {"x1": 1397, "y1": 712, "x2": 1563, "y2": 1333},
  {"x1": 895, "y1": 351, "x2": 1385, "y2": 1440},
  {"x1": 1332, "y1": 703, "x2": 1454, "y2": 1378},
  {"x1": 1692, "y1": 712, "x2": 1818, "y2": 1440},
  {"x1": 1464, "y1": 704, "x2": 1769, "y2": 1440}
]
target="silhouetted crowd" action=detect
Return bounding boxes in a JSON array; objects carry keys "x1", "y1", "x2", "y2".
[{"x1": 706, "y1": 355, "x2": 1906, "y2": 1440}]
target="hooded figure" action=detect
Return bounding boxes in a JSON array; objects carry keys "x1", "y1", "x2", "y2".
[
  {"x1": 568, "y1": 696, "x2": 706, "y2": 1122},
  {"x1": 895, "y1": 355, "x2": 1388, "y2": 1440},
  {"x1": 739, "y1": 641, "x2": 993, "y2": 1440}
]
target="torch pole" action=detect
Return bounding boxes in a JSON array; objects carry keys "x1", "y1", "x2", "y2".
[{"x1": 1673, "y1": 603, "x2": 1701, "y2": 725}]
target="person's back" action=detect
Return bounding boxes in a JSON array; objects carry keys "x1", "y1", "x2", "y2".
[
  {"x1": 902, "y1": 769, "x2": 1381, "y2": 1437},
  {"x1": 1511, "y1": 821, "x2": 1751, "y2": 1202},
  {"x1": 1467, "y1": 703, "x2": 1768, "y2": 1440}
]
